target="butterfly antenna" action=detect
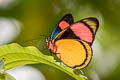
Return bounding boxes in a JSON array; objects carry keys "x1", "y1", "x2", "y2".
[
  {"x1": 21, "y1": 38, "x2": 41, "y2": 43},
  {"x1": 21, "y1": 34, "x2": 48, "y2": 43},
  {"x1": 39, "y1": 35, "x2": 48, "y2": 38}
]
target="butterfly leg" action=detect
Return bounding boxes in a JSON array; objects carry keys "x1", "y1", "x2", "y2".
[
  {"x1": 59, "y1": 53, "x2": 62, "y2": 65},
  {"x1": 53, "y1": 45, "x2": 62, "y2": 65},
  {"x1": 56, "y1": 53, "x2": 62, "y2": 65},
  {"x1": 50, "y1": 51, "x2": 53, "y2": 56}
]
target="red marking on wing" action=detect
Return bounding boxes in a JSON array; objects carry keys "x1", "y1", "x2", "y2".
[
  {"x1": 59, "y1": 21, "x2": 69, "y2": 30},
  {"x1": 70, "y1": 23, "x2": 93, "y2": 43},
  {"x1": 48, "y1": 41, "x2": 57, "y2": 53}
]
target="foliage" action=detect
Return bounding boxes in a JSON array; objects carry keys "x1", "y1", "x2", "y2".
[{"x1": 0, "y1": 43, "x2": 86, "y2": 80}]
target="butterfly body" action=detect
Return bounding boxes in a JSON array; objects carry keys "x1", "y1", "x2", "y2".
[
  {"x1": 46, "y1": 39, "x2": 57, "y2": 53},
  {"x1": 46, "y1": 14, "x2": 99, "y2": 69}
]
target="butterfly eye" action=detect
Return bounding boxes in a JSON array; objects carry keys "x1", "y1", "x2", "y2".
[
  {"x1": 46, "y1": 37, "x2": 50, "y2": 43},
  {"x1": 46, "y1": 38, "x2": 48, "y2": 43}
]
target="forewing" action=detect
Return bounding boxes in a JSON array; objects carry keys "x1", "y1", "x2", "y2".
[
  {"x1": 51, "y1": 14, "x2": 74, "y2": 39},
  {"x1": 58, "y1": 17, "x2": 99, "y2": 45}
]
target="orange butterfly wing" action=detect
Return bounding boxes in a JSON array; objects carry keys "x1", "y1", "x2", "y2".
[{"x1": 55, "y1": 39, "x2": 92, "y2": 69}]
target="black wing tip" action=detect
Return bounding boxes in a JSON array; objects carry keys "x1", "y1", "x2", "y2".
[
  {"x1": 85, "y1": 17, "x2": 99, "y2": 27},
  {"x1": 59, "y1": 13, "x2": 74, "y2": 24},
  {"x1": 64, "y1": 13, "x2": 72, "y2": 16},
  {"x1": 63, "y1": 13, "x2": 73, "y2": 20},
  {"x1": 84, "y1": 17, "x2": 99, "y2": 23}
]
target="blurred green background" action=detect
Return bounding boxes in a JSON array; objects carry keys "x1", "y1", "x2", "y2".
[{"x1": 0, "y1": 0, "x2": 120, "y2": 80}]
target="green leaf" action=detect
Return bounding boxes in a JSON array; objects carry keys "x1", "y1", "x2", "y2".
[
  {"x1": 0, "y1": 73, "x2": 16, "y2": 80},
  {"x1": 0, "y1": 43, "x2": 86, "y2": 80}
]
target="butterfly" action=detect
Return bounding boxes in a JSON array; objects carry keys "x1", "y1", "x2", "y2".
[{"x1": 46, "y1": 14, "x2": 99, "y2": 69}]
